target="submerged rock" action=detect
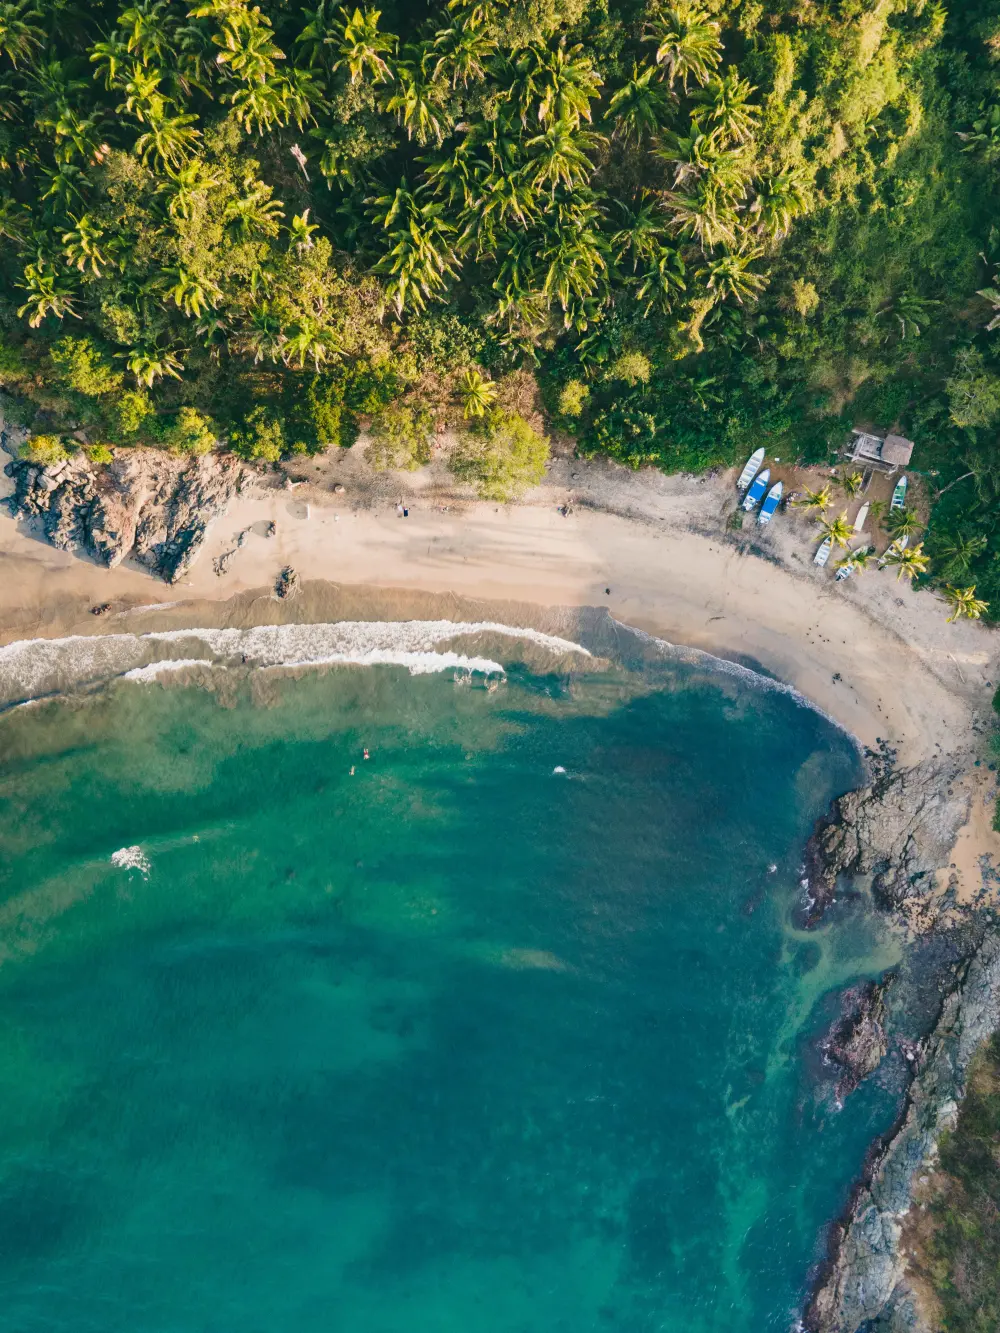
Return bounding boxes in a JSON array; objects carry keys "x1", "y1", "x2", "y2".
[
  {"x1": 821, "y1": 979, "x2": 891, "y2": 1101},
  {"x1": 5, "y1": 447, "x2": 244, "y2": 583}
]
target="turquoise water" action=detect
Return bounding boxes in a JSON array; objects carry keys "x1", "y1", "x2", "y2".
[{"x1": 0, "y1": 653, "x2": 902, "y2": 1332}]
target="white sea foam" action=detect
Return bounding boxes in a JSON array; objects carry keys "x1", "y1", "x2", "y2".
[
  {"x1": 110, "y1": 845, "x2": 150, "y2": 878},
  {"x1": 0, "y1": 620, "x2": 590, "y2": 704},
  {"x1": 121, "y1": 659, "x2": 219, "y2": 682}
]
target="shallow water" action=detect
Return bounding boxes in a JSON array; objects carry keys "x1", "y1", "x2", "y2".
[{"x1": 0, "y1": 648, "x2": 902, "y2": 1332}]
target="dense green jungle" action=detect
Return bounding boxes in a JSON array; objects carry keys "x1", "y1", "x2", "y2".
[{"x1": 1, "y1": 0, "x2": 1000, "y2": 608}]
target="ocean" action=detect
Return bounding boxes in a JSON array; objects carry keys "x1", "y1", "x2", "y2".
[{"x1": 0, "y1": 621, "x2": 904, "y2": 1332}]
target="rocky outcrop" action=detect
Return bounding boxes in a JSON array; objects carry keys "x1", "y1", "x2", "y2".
[
  {"x1": 803, "y1": 754, "x2": 972, "y2": 923},
  {"x1": 5, "y1": 447, "x2": 244, "y2": 582},
  {"x1": 821, "y1": 978, "x2": 892, "y2": 1102},
  {"x1": 806, "y1": 930, "x2": 1000, "y2": 1333}
]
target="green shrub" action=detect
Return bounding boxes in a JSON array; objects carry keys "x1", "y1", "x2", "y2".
[
  {"x1": 606, "y1": 352, "x2": 652, "y2": 388},
  {"x1": 106, "y1": 390, "x2": 154, "y2": 440},
  {"x1": 230, "y1": 406, "x2": 285, "y2": 463},
  {"x1": 449, "y1": 410, "x2": 549, "y2": 501},
  {"x1": 85, "y1": 443, "x2": 114, "y2": 465},
  {"x1": 162, "y1": 407, "x2": 216, "y2": 456},
  {"x1": 20, "y1": 434, "x2": 69, "y2": 465},
  {"x1": 557, "y1": 379, "x2": 590, "y2": 417},
  {"x1": 49, "y1": 336, "x2": 122, "y2": 398},
  {"x1": 366, "y1": 405, "x2": 434, "y2": 471}
]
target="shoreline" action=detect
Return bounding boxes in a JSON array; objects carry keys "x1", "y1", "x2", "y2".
[{"x1": 4, "y1": 450, "x2": 1000, "y2": 1333}]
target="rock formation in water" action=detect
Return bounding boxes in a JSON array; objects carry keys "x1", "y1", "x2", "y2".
[
  {"x1": 821, "y1": 979, "x2": 891, "y2": 1102},
  {"x1": 4, "y1": 445, "x2": 244, "y2": 582},
  {"x1": 806, "y1": 931, "x2": 1000, "y2": 1333},
  {"x1": 802, "y1": 753, "x2": 972, "y2": 925}
]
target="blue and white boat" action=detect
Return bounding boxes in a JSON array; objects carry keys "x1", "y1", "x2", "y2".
[
  {"x1": 742, "y1": 467, "x2": 770, "y2": 512},
  {"x1": 737, "y1": 447, "x2": 765, "y2": 492},
  {"x1": 758, "y1": 481, "x2": 783, "y2": 525}
]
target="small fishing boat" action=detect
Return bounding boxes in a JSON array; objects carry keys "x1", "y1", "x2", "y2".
[
  {"x1": 742, "y1": 467, "x2": 770, "y2": 512},
  {"x1": 758, "y1": 481, "x2": 783, "y2": 525},
  {"x1": 836, "y1": 545, "x2": 870, "y2": 582},
  {"x1": 814, "y1": 536, "x2": 833, "y2": 567},
  {"x1": 878, "y1": 534, "x2": 908, "y2": 567},
  {"x1": 737, "y1": 447, "x2": 765, "y2": 492},
  {"x1": 853, "y1": 501, "x2": 870, "y2": 533},
  {"x1": 890, "y1": 475, "x2": 908, "y2": 510}
]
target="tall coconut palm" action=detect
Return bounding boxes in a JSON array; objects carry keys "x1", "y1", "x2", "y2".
[
  {"x1": 752, "y1": 167, "x2": 811, "y2": 239},
  {"x1": 818, "y1": 511, "x2": 854, "y2": 548},
  {"x1": 607, "y1": 65, "x2": 673, "y2": 145},
  {"x1": 836, "y1": 545, "x2": 875, "y2": 576},
  {"x1": 934, "y1": 530, "x2": 987, "y2": 581},
  {"x1": 460, "y1": 370, "x2": 497, "y2": 418},
  {"x1": 369, "y1": 183, "x2": 460, "y2": 314},
  {"x1": 942, "y1": 584, "x2": 989, "y2": 622},
  {"x1": 384, "y1": 63, "x2": 451, "y2": 145},
  {"x1": 329, "y1": 5, "x2": 395, "y2": 84},
  {"x1": 838, "y1": 469, "x2": 864, "y2": 498},
  {"x1": 125, "y1": 345, "x2": 184, "y2": 386},
  {"x1": 645, "y1": 2, "x2": 722, "y2": 92},
  {"x1": 883, "y1": 541, "x2": 929, "y2": 581},
  {"x1": 134, "y1": 108, "x2": 201, "y2": 170},
  {"x1": 16, "y1": 259, "x2": 80, "y2": 326},
  {"x1": 791, "y1": 485, "x2": 832, "y2": 515},
  {"x1": 427, "y1": 19, "x2": 495, "y2": 88},
  {"x1": 886, "y1": 506, "x2": 923, "y2": 540},
  {"x1": 0, "y1": 0, "x2": 44, "y2": 67},
  {"x1": 505, "y1": 39, "x2": 602, "y2": 130},
  {"x1": 699, "y1": 246, "x2": 767, "y2": 307},
  {"x1": 61, "y1": 215, "x2": 109, "y2": 277},
  {"x1": 691, "y1": 69, "x2": 759, "y2": 144},
  {"x1": 525, "y1": 123, "x2": 600, "y2": 195}
]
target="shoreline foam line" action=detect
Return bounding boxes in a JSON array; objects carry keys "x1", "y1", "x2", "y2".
[
  {"x1": 615, "y1": 620, "x2": 865, "y2": 753},
  {"x1": 0, "y1": 619, "x2": 591, "y2": 705}
]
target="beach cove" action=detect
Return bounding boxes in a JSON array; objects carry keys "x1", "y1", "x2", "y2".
[{"x1": 3, "y1": 450, "x2": 1000, "y2": 1333}]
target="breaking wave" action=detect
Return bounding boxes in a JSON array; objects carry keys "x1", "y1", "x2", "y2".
[{"x1": 0, "y1": 620, "x2": 591, "y2": 706}]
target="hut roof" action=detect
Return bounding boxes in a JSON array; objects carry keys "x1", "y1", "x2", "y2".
[{"x1": 881, "y1": 434, "x2": 914, "y2": 465}]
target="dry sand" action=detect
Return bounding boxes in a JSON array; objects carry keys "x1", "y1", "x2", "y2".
[{"x1": 4, "y1": 443, "x2": 1000, "y2": 899}]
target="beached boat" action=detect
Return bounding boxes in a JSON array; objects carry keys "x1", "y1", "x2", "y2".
[
  {"x1": 853, "y1": 501, "x2": 870, "y2": 532},
  {"x1": 742, "y1": 468, "x2": 770, "y2": 512},
  {"x1": 758, "y1": 481, "x2": 783, "y2": 525},
  {"x1": 890, "y1": 475, "x2": 908, "y2": 510},
  {"x1": 737, "y1": 447, "x2": 765, "y2": 492},
  {"x1": 836, "y1": 545, "x2": 871, "y2": 581},
  {"x1": 814, "y1": 537, "x2": 833, "y2": 567},
  {"x1": 878, "y1": 534, "x2": 908, "y2": 567}
]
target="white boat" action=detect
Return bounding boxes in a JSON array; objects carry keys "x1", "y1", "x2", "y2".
[
  {"x1": 814, "y1": 537, "x2": 833, "y2": 567},
  {"x1": 878, "y1": 534, "x2": 908, "y2": 567},
  {"x1": 737, "y1": 447, "x2": 765, "y2": 492},
  {"x1": 742, "y1": 467, "x2": 770, "y2": 512},
  {"x1": 890, "y1": 475, "x2": 908, "y2": 510},
  {"x1": 853, "y1": 502, "x2": 869, "y2": 533},
  {"x1": 758, "y1": 481, "x2": 783, "y2": 525}
]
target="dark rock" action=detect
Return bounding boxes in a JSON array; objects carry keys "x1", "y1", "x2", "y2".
[
  {"x1": 6, "y1": 447, "x2": 243, "y2": 582},
  {"x1": 821, "y1": 979, "x2": 891, "y2": 1100},
  {"x1": 275, "y1": 565, "x2": 298, "y2": 599},
  {"x1": 802, "y1": 754, "x2": 971, "y2": 925}
]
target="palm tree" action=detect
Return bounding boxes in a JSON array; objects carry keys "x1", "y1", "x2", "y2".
[
  {"x1": 134, "y1": 109, "x2": 201, "y2": 170},
  {"x1": 525, "y1": 124, "x2": 600, "y2": 195},
  {"x1": 118, "y1": 0, "x2": 176, "y2": 64},
  {"x1": 752, "y1": 167, "x2": 811, "y2": 239},
  {"x1": 606, "y1": 65, "x2": 673, "y2": 145},
  {"x1": 384, "y1": 64, "x2": 450, "y2": 145},
  {"x1": 818, "y1": 512, "x2": 854, "y2": 548},
  {"x1": 280, "y1": 317, "x2": 338, "y2": 370},
  {"x1": 16, "y1": 259, "x2": 80, "y2": 326},
  {"x1": 662, "y1": 181, "x2": 739, "y2": 252},
  {"x1": 635, "y1": 244, "x2": 686, "y2": 315},
  {"x1": 886, "y1": 506, "x2": 923, "y2": 540},
  {"x1": 942, "y1": 585, "x2": 989, "y2": 622},
  {"x1": 0, "y1": 0, "x2": 43, "y2": 66},
  {"x1": 645, "y1": 2, "x2": 722, "y2": 92},
  {"x1": 460, "y1": 370, "x2": 497, "y2": 418},
  {"x1": 935, "y1": 530, "x2": 988, "y2": 581},
  {"x1": 791, "y1": 485, "x2": 832, "y2": 515},
  {"x1": 691, "y1": 69, "x2": 759, "y2": 144},
  {"x1": 427, "y1": 19, "x2": 495, "y2": 87},
  {"x1": 836, "y1": 546, "x2": 875, "y2": 576},
  {"x1": 288, "y1": 209, "x2": 320, "y2": 253},
  {"x1": 329, "y1": 5, "x2": 395, "y2": 84},
  {"x1": 504, "y1": 39, "x2": 602, "y2": 130},
  {"x1": 224, "y1": 178, "x2": 285, "y2": 241},
  {"x1": 164, "y1": 267, "x2": 219, "y2": 319},
  {"x1": 161, "y1": 159, "x2": 222, "y2": 220},
  {"x1": 838, "y1": 469, "x2": 864, "y2": 498},
  {"x1": 883, "y1": 541, "x2": 929, "y2": 581},
  {"x1": 61, "y1": 215, "x2": 108, "y2": 277},
  {"x1": 699, "y1": 247, "x2": 767, "y2": 307},
  {"x1": 125, "y1": 345, "x2": 184, "y2": 386},
  {"x1": 611, "y1": 198, "x2": 664, "y2": 271},
  {"x1": 369, "y1": 183, "x2": 460, "y2": 314}
]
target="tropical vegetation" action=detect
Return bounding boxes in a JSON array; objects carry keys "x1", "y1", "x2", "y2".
[{"x1": 2, "y1": 2, "x2": 1000, "y2": 607}]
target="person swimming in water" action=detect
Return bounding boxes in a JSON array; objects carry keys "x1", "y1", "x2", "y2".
[{"x1": 363, "y1": 748, "x2": 370, "y2": 760}]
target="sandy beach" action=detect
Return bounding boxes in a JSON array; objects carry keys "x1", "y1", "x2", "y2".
[{"x1": 4, "y1": 442, "x2": 1000, "y2": 901}]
